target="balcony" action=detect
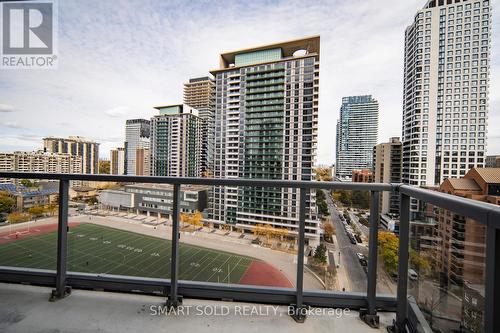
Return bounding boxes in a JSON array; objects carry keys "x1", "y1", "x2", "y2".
[{"x1": 0, "y1": 172, "x2": 499, "y2": 333}]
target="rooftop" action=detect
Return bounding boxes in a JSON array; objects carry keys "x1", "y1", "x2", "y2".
[
  {"x1": 446, "y1": 178, "x2": 482, "y2": 191},
  {"x1": 472, "y1": 168, "x2": 500, "y2": 184},
  {"x1": 213, "y1": 35, "x2": 320, "y2": 72},
  {"x1": 153, "y1": 104, "x2": 199, "y2": 117},
  {"x1": 125, "y1": 183, "x2": 210, "y2": 191},
  {"x1": 43, "y1": 136, "x2": 98, "y2": 144}
]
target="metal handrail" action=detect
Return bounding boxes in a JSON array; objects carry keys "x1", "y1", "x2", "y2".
[{"x1": 0, "y1": 172, "x2": 498, "y2": 332}]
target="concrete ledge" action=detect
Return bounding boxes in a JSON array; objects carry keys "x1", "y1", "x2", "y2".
[{"x1": 0, "y1": 283, "x2": 395, "y2": 333}]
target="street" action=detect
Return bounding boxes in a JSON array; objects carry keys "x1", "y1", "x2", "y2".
[
  {"x1": 347, "y1": 210, "x2": 369, "y2": 238},
  {"x1": 325, "y1": 191, "x2": 368, "y2": 292}
]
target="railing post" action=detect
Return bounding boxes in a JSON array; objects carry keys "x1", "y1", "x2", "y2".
[
  {"x1": 484, "y1": 224, "x2": 500, "y2": 333},
  {"x1": 389, "y1": 192, "x2": 410, "y2": 332},
  {"x1": 290, "y1": 187, "x2": 307, "y2": 323},
  {"x1": 50, "y1": 178, "x2": 71, "y2": 301},
  {"x1": 360, "y1": 190, "x2": 380, "y2": 328},
  {"x1": 166, "y1": 183, "x2": 182, "y2": 308}
]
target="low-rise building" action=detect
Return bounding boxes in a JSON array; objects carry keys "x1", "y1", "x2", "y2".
[
  {"x1": 0, "y1": 183, "x2": 58, "y2": 211},
  {"x1": 485, "y1": 155, "x2": 500, "y2": 168},
  {"x1": 435, "y1": 168, "x2": 500, "y2": 287},
  {"x1": 69, "y1": 186, "x2": 97, "y2": 201},
  {"x1": 99, "y1": 183, "x2": 208, "y2": 220},
  {"x1": 351, "y1": 169, "x2": 374, "y2": 183}
]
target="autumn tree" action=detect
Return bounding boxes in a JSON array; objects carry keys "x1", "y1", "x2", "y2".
[
  {"x1": 28, "y1": 206, "x2": 45, "y2": 218},
  {"x1": 323, "y1": 222, "x2": 336, "y2": 242},
  {"x1": 314, "y1": 167, "x2": 333, "y2": 181},
  {"x1": 98, "y1": 160, "x2": 110, "y2": 174},
  {"x1": 7, "y1": 212, "x2": 31, "y2": 224},
  {"x1": 180, "y1": 211, "x2": 203, "y2": 230},
  {"x1": 378, "y1": 231, "x2": 431, "y2": 277},
  {"x1": 378, "y1": 232, "x2": 399, "y2": 276},
  {"x1": 0, "y1": 191, "x2": 16, "y2": 213},
  {"x1": 46, "y1": 204, "x2": 58, "y2": 216}
]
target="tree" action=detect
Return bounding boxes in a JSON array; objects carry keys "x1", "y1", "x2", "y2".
[
  {"x1": 201, "y1": 170, "x2": 213, "y2": 178},
  {"x1": 351, "y1": 190, "x2": 370, "y2": 209},
  {"x1": 323, "y1": 222, "x2": 336, "y2": 240},
  {"x1": 98, "y1": 160, "x2": 110, "y2": 174},
  {"x1": 253, "y1": 224, "x2": 275, "y2": 245},
  {"x1": 313, "y1": 244, "x2": 327, "y2": 265},
  {"x1": 28, "y1": 206, "x2": 45, "y2": 218},
  {"x1": 180, "y1": 212, "x2": 188, "y2": 228},
  {"x1": 0, "y1": 191, "x2": 16, "y2": 213},
  {"x1": 7, "y1": 211, "x2": 31, "y2": 224},
  {"x1": 338, "y1": 190, "x2": 352, "y2": 206},
  {"x1": 190, "y1": 211, "x2": 203, "y2": 228},
  {"x1": 410, "y1": 249, "x2": 431, "y2": 275},
  {"x1": 86, "y1": 195, "x2": 98, "y2": 205},
  {"x1": 378, "y1": 231, "x2": 431, "y2": 277},
  {"x1": 273, "y1": 227, "x2": 288, "y2": 241},
  {"x1": 20, "y1": 179, "x2": 35, "y2": 188},
  {"x1": 315, "y1": 189, "x2": 329, "y2": 217},
  {"x1": 378, "y1": 232, "x2": 399, "y2": 276},
  {"x1": 46, "y1": 204, "x2": 58, "y2": 216},
  {"x1": 180, "y1": 211, "x2": 203, "y2": 230},
  {"x1": 314, "y1": 167, "x2": 333, "y2": 181}
]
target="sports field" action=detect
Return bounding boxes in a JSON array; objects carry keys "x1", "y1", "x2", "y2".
[{"x1": 0, "y1": 223, "x2": 291, "y2": 286}]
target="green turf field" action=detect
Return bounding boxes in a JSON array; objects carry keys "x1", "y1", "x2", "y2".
[{"x1": 0, "y1": 223, "x2": 254, "y2": 283}]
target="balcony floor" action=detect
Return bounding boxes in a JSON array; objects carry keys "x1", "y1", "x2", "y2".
[{"x1": 0, "y1": 283, "x2": 395, "y2": 333}]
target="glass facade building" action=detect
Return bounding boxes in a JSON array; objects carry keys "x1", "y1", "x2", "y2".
[
  {"x1": 208, "y1": 37, "x2": 321, "y2": 245},
  {"x1": 335, "y1": 95, "x2": 379, "y2": 179},
  {"x1": 150, "y1": 104, "x2": 202, "y2": 178},
  {"x1": 124, "y1": 119, "x2": 150, "y2": 176}
]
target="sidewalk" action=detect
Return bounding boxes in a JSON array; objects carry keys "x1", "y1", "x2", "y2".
[{"x1": 329, "y1": 234, "x2": 351, "y2": 291}]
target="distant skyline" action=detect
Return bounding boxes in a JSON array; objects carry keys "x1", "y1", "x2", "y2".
[{"x1": 0, "y1": 0, "x2": 499, "y2": 164}]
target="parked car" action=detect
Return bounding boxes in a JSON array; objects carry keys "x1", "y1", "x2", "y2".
[
  {"x1": 408, "y1": 269, "x2": 418, "y2": 281},
  {"x1": 356, "y1": 253, "x2": 367, "y2": 266},
  {"x1": 347, "y1": 232, "x2": 357, "y2": 244}
]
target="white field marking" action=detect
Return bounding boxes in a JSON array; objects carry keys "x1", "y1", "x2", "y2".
[
  {"x1": 206, "y1": 255, "x2": 232, "y2": 282},
  {"x1": 224, "y1": 257, "x2": 243, "y2": 283}
]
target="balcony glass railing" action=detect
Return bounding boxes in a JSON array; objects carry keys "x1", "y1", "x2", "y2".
[{"x1": 0, "y1": 172, "x2": 498, "y2": 332}]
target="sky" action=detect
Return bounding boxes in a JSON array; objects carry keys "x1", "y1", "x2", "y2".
[{"x1": 0, "y1": 0, "x2": 499, "y2": 165}]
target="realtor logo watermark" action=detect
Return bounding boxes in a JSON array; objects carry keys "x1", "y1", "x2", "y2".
[{"x1": 1, "y1": 0, "x2": 58, "y2": 69}]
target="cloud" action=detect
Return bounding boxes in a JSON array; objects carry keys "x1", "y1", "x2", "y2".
[
  {"x1": 0, "y1": 104, "x2": 15, "y2": 113},
  {"x1": 0, "y1": 0, "x2": 498, "y2": 160},
  {"x1": 104, "y1": 106, "x2": 130, "y2": 118},
  {"x1": 0, "y1": 122, "x2": 25, "y2": 129}
]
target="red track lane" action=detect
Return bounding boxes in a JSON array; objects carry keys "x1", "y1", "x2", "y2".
[
  {"x1": 0, "y1": 222, "x2": 81, "y2": 244},
  {"x1": 238, "y1": 260, "x2": 293, "y2": 288}
]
